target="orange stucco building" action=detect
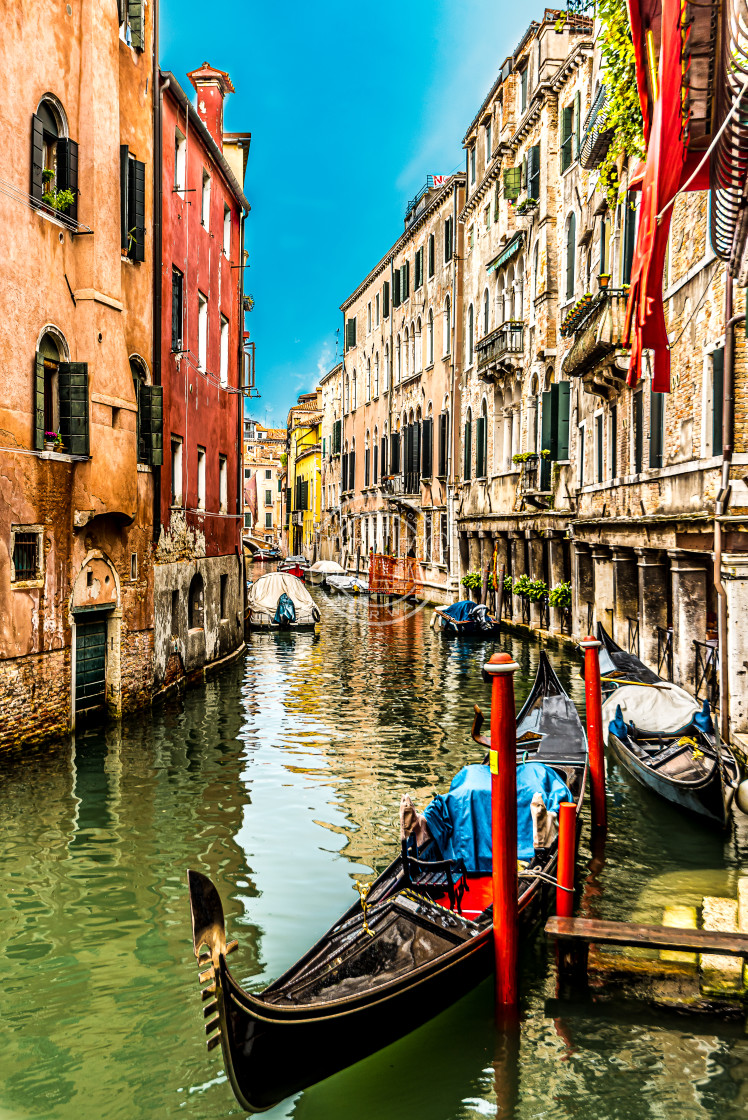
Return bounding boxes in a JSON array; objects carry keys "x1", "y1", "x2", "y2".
[{"x1": 0, "y1": 0, "x2": 159, "y2": 744}]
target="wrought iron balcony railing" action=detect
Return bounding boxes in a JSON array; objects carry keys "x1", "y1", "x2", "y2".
[
  {"x1": 580, "y1": 84, "x2": 614, "y2": 171},
  {"x1": 561, "y1": 289, "x2": 629, "y2": 382},
  {"x1": 476, "y1": 321, "x2": 524, "y2": 377}
]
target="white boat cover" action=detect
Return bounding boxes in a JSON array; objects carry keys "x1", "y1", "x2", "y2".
[
  {"x1": 602, "y1": 681, "x2": 701, "y2": 742},
  {"x1": 327, "y1": 574, "x2": 369, "y2": 592},
  {"x1": 246, "y1": 572, "x2": 318, "y2": 626},
  {"x1": 310, "y1": 560, "x2": 345, "y2": 574}
]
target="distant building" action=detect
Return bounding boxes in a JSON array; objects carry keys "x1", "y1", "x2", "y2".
[
  {"x1": 243, "y1": 420, "x2": 285, "y2": 547},
  {"x1": 318, "y1": 363, "x2": 343, "y2": 560},
  {"x1": 154, "y1": 62, "x2": 251, "y2": 695},
  {"x1": 285, "y1": 392, "x2": 322, "y2": 558},
  {"x1": 0, "y1": 0, "x2": 160, "y2": 743}
]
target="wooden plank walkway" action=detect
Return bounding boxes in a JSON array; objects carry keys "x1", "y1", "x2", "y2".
[{"x1": 545, "y1": 916, "x2": 748, "y2": 957}]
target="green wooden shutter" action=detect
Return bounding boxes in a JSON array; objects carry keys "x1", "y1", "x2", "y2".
[
  {"x1": 503, "y1": 167, "x2": 521, "y2": 200},
  {"x1": 120, "y1": 145, "x2": 130, "y2": 249},
  {"x1": 34, "y1": 352, "x2": 45, "y2": 450},
  {"x1": 574, "y1": 91, "x2": 581, "y2": 160},
  {"x1": 421, "y1": 417, "x2": 433, "y2": 478},
  {"x1": 428, "y1": 235, "x2": 434, "y2": 277},
  {"x1": 650, "y1": 390, "x2": 665, "y2": 468},
  {"x1": 438, "y1": 413, "x2": 447, "y2": 477},
  {"x1": 128, "y1": 158, "x2": 146, "y2": 262},
  {"x1": 58, "y1": 363, "x2": 89, "y2": 456},
  {"x1": 521, "y1": 154, "x2": 527, "y2": 191},
  {"x1": 712, "y1": 348, "x2": 724, "y2": 455},
  {"x1": 464, "y1": 421, "x2": 472, "y2": 480},
  {"x1": 383, "y1": 280, "x2": 390, "y2": 317},
  {"x1": 31, "y1": 114, "x2": 44, "y2": 201},
  {"x1": 128, "y1": 0, "x2": 144, "y2": 49},
  {"x1": 144, "y1": 384, "x2": 163, "y2": 465},
  {"x1": 346, "y1": 317, "x2": 356, "y2": 349},
  {"x1": 561, "y1": 106, "x2": 573, "y2": 172},
  {"x1": 541, "y1": 390, "x2": 553, "y2": 458},
  {"x1": 476, "y1": 416, "x2": 486, "y2": 477},
  {"x1": 556, "y1": 382, "x2": 570, "y2": 459},
  {"x1": 57, "y1": 138, "x2": 78, "y2": 221},
  {"x1": 381, "y1": 436, "x2": 387, "y2": 475},
  {"x1": 566, "y1": 213, "x2": 576, "y2": 300},
  {"x1": 528, "y1": 144, "x2": 540, "y2": 201},
  {"x1": 364, "y1": 448, "x2": 370, "y2": 486}
]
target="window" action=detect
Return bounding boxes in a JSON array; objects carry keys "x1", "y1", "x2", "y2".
[
  {"x1": 220, "y1": 573, "x2": 228, "y2": 620},
  {"x1": 707, "y1": 347, "x2": 724, "y2": 456},
  {"x1": 464, "y1": 411, "x2": 472, "y2": 480},
  {"x1": 427, "y1": 309, "x2": 434, "y2": 366},
  {"x1": 131, "y1": 357, "x2": 163, "y2": 466},
  {"x1": 428, "y1": 234, "x2": 435, "y2": 278},
  {"x1": 201, "y1": 169, "x2": 211, "y2": 229},
  {"x1": 220, "y1": 315, "x2": 229, "y2": 387},
  {"x1": 265, "y1": 468, "x2": 272, "y2": 479},
  {"x1": 470, "y1": 146, "x2": 476, "y2": 185},
  {"x1": 650, "y1": 389, "x2": 665, "y2": 468},
  {"x1": 483, "y1": 288, "x2": 490, "y2": 334},
  {"x1": 265, "y1": 512, "x2": 272, "y2": 528},
  {"x1": 609, "y1": 404, "x2": 618, "y2": 478},
  {"x1": 346, "y1": 317, "x2": 357, "y2": 350},
  {"x1": 175, "y1": 128, "x2": 186, "y2": 196},
  {"x1": 197, "y1": 446, "x2": 206, "y2": 509},
  {"x1": 560, "y1": 94, "x2": 580, "y2": 173},
  {"x1": 622, "y1": 193, "x2": 639, "y2": 285},
  {"x1": 401, "y1": 260, "x2": 410, "y2": 300},
  {"x1": 578, "y1": 423, "x2": 585, "y2": 487},
  {"x1": 171, "y1": 437, "x2": 183, "y2": 504},
  {"x1": 477, "y1": 401, "x2": 487, "y2": 478},
  {"x1": 131, "y1": 553, "x2": 138, "y2": 581},
  {"x1": 485, "y1": 120, "x2": 492, "y2": 162},
  {"x1": 366, "y1": 359, "x2": 371, "y2": 401},
  {"x1": 375, "y1": 293, "x2": 380, "y2": 326},
  {"x1": 33, "y1": 334, "x2": 89, "y2": 456},
  {"x1": 120, "y1": 147, "x2": 145, "y2": 261},
  {"x1": 467, "y1": 305, "x2": 474, "y2": 366},
  {"x1": 384, "y1": 345, "x2": 390, "y2": 391},
  {"x1": 424, "y1": 513, "x2": 432, "y2": 562},
  {"x1": 595, "y1": 413, "x2": 604, "y2": 482},
  {"x1": 444, "y1": 217, "x2": 453, "y2": 263},
  {"x1": 367, "y1": 302, "x2": 372, "y2": 334},
  {"x1": 444, "y1": 295, "x2": 451, "y2": 355},
  {"x1": 374, "y1": 354, "x2": 379, "y2": 396},
  {"x1": 352, "y1": 370, "x2": 357, "y2": 409},
  {"x1": 469, "y1": 225, "x2": 475, "y2": 251},
  {"x1": 438, "y1": 411, "x2": 449, "y2": 477},
  {"x1": 198, "y1": 292, "x2": 208, "y2": 371},
  {"x1": 527, "y1": 144, "x2": 540, "y2": 202},
  {"x1": 171, "y1": 268, "x2": 184, "y2": 351},
  {"x1": 223, "y1": 205, "x2": 231, "y2": 255},
  {"x1": 519, "y1": 67, "x2": 528, "y2": 113},
  {"x1": 600, "y1": 213, "x2": 611, "y2": 276},
  {"x1": 188, "y1": 572, "x2": 204, "y2": 630},
  {"x1": 31, "y1": 98, "x2": 78, "y2": 222},
  {"x1": 484, "y1": 204, "x2": 491, "y2": 229},
  {"x1": 633, "y1": 389, "x2": 643, "y2": 473},
  {"x1": 171, "y1": 590, "x2": 179, "y2": 637},
  {"x1": 421, "y1": 415, "x2": 433, "y2": 478},
  {"x1": 565, "y1": 214, "x2": 576, "y2": 301},
  {"x1": 219, "y1": 455, "x2": 228, "y2": 512},
  {"x1": 383, "y1": 281, "x2": 390, "y2": 318},
  {"x1": 11, "y1": 528, "x2": 42, "y2": 583},
  {"x1": 415, "y1": 246, "x2": 424, "y2": 290},
  {"x1": 440, "y1": 513, "x2": 449, "y2": 566}
]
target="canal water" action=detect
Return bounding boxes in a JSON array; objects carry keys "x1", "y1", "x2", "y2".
[{"x1": 3, "y1": 582, "x2": 748, "y2": 1119}]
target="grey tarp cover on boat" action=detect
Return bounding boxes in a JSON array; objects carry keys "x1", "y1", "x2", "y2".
[
  {"x1": 602, "y1": 682, "x2": 701, "y2": 743},
  {"x1": 247, "y1": 572, "x2": 318, "y2": 626}
]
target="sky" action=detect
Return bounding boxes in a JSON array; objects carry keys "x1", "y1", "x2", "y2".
[{"x1": 160, "y1": 1, "x2": 532, "y2": 429}]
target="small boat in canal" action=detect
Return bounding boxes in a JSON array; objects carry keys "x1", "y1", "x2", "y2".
[
  {"x1": 432, "y1": 599, "x2": 500, "y2": 636},
  {"x1": 245, "y1": 571, "x2": 320, "y2": 630},
  {"x1": 325, "y1": 572, "x2": 369, "y2": 595},
  {"x1": 308, "y1": 559, "x2": 346, "y2": 585},
  {"x1": 187, "y1": 652, "x2": 587, "y2": 1112},
  {"x1": 596, "y1": 623, "x2": 743, "y2": 827}
]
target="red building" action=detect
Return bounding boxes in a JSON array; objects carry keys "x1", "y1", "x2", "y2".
[{"x1": 154, "y1": 63, "x2": 251, "y2": 691}]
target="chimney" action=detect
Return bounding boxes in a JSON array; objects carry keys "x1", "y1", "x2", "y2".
[{"x1": 187, "y1": 62, "x2": 235, "y2": 150}]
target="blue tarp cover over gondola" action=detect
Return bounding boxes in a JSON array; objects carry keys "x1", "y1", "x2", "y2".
[
  {"x1": 440, "y1": 600, "x2": 478, "y2": 622},
  {"x1": 423, "y1": 762, "x2": 572, "y2": 868}
]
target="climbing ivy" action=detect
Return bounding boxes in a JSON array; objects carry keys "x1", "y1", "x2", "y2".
[{"x1": 597, "y1": 0, "x2": 645, "y2": 208}]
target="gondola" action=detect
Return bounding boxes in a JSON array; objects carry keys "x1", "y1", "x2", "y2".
[
  {"x1": 432, "y1": 599, "x2": 500, "y2": 636},
  {"x1": 187, "y1": 652, "x2": 587, "y2": 1112},
  {"x1": 596, "y1": 623, "x2": 742, "y2": 827}
]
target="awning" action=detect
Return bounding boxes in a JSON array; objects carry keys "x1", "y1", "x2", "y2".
[{"x1": 487, "y1": 232, "x2": 524, "y2": 274}]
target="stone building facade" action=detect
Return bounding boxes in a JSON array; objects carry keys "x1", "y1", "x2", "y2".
[
  {"x1": 0, "y1": 0, "x2": 159, "y2": 745},
  {"x1": 243, "y1": 420, "x2": 285, "y2": 548},
  {"x1": 319, "y1": 363, "x2": 343, "y2": 561},
  {"x1": 285, "y1": 392, "x2": 322, "y2": 559},
  {"x1": 153, "y1": 64, "x2": 250, "y2": 696},
  {"x1": 338, "y1": 174, "x2": 466, "y2": 600}
]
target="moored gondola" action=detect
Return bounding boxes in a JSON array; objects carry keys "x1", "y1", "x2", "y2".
[
  {"x1": 432, "y1": 599, "x2": 500, "y2": 636},
  {"x1": 187, "y1": 652, "x2": 587, "y2": 1112},
  {"x1": 596, "y1": 623, "x2": 742, "y2": 827}
]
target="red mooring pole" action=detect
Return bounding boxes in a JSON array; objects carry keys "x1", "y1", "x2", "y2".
[
  {"x1": 556, "y1": 801, "x2": 576, "y2": 917},
  {"x1": 485, "y1": 651, "x2": 520, "y2": 1009},
  {"x1": 580, "y1": 636, "x2": 607, "y2": 833}
]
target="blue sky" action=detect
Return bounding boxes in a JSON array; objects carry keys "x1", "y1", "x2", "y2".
[{"x1": 161, "y1": 1, "x2": 531, "y2": 428}]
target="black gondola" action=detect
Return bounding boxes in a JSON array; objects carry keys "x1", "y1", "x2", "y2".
[
  {"x1": 187, "y1": 652, "x2": 587, "y2": 1112},
  {"x1": 596, "y1": 623, "x2": 741, "y2": 827},
  {"x1": 432, "y1": 600, "x2": 500, "y2": 637}
]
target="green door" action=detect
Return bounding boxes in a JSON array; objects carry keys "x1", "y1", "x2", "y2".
[{"x1": 75, "y1": 617, "x2": 107, "y2": 720}]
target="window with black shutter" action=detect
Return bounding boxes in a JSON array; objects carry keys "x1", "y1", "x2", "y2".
[
  {"x1": 120, "y1": 146, "x2": 145, "y2": 260},
  {"x1": 346, "y1": 317, "x2": 357, "y2": 350},
  {"x1": 650, "y1": 390, "x2": 665, "y2": 469},
  {"x1": 566, "y1": 213, "x2": 576, "y2": 301},
  {"x1": 401, "y1": 261, "x2": 410, "y2": 300},
  {"x1": 560, "y1": 105, "x2": 573, "y2": 172},
  {"x1": 415, "y1": 247, "x2": 423, "y2": 290},
  {"x1": 364, "y1": 448, "x2": 370, "y2": 486},
  {"x1": 421, "y1": 416, "x2": 433, "y2": 479},
  {"x1": 58, "y1": 363, "x2": 89, "y2": 456},
  {"x1": 476, "y1": 416, "x2": 487, "y2": 478},
  {"x1": 391, "y1": 432, "x2": 400, "y2": 474},
  {"x1": 349, "y1": 450, "x2": 355, "y2": 491},
  {"x1": 381, "y1": 436, "x2": 387, "y2": 476},
  {"x1": 302, "y1": 480, "x2": 309, "y2": 510},
  {"x1": 393, "y1": 270, "x2": 401, "y2": 308},
  {"x1": 527, "y1": 144, "x2": 540, "y2": 201},
  {"x1": 438, "y1": 412, "x2": 448, "y2": 477},
  {"x1": 171, "y1": 268, "x2": 184, "y2": 351},
  {"x1": 383, "y1": 280, "x2": 390, "y2": 318},
  {"x1": 633, "y1": 388, "x2": 643, "y2": 473},
  {"x1": 464, "y1": 420, "x2": 472, "y2": 480},
  {"x1": 428, "y1": 234, "x2": 435, "y2": 278},
  {"x1": 332, "y1": 418, "x2": 341, "y2": 455},
  {"x1": 444, "y1": 217, "x2": 453, "y2": 263},
  {"x1": 31, "y1": 104, "x2": 78, "y2": 221}
]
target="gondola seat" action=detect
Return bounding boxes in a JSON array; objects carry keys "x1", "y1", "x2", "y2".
[{"x1": 400, "y1": 836, "x2": 468, "y2": 912}]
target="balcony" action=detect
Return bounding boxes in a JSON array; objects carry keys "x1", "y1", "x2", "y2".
[
  {"x1": 579, "y1": 85, "x2": 614, "y2": 171},
  {"x1": 561, "y1": 289, "x2": 629, "y2": 398},
  {"x1": 476, "y1": 321, "x2": 524, "y2": 381}
]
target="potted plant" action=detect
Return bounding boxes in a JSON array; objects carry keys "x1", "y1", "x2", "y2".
[
  {"x1": 41, "y1": 187, "x2": 75, "y2": 214},
  {"x1": 44, "y1": 430, "x2": 57, "y2": 452},
  {"x1": 42, "y1": 168, "x2": 55, "y2": 188},
  {"x1": 598, "y1": 273, "x2": 611, "y2": 289}
]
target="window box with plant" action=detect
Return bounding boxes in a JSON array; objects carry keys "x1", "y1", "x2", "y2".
[
  {"x1": 548, "y1": 581, "x2": 572, "y2": 610},
  {"x1": 515, "y1": 197, "x2": 538, "y2": 215},
  {"x1": 43, "y1": 430, "x2": 64, "y2": 452},
  {"x1": 41, "y1": 166, "x2": 75, "y2": 214},
  {"x1": 513, "y1": 574, "x2": 548, "y2": 603}
]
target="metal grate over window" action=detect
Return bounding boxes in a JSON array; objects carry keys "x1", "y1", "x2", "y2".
[{"x1": 13, "y1": 533, "x2": 39, "y2": 580}]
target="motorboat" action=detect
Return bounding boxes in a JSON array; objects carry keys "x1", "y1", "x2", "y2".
[
  {"x1": 245, "y1": 572, "x2": 320, "y2": 630},
  {"x1": 325, "y1": 573, "x2": 369, "y2": 595},
  {"x1": 308, "y1": 559, "x2": 346, "y2": 586}
]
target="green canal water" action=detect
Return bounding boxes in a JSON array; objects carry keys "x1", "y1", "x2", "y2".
[{"x1": 3, "y1": 585, "x2": 748, "y2": 1119}]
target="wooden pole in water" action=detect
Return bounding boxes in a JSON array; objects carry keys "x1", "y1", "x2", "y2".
[
  {"x1": 485, "y1": 651, "x2": 520, "y2": 1009},
  {"x1": 556, "y1": 802, "x2": 576, "y2": 917},
  {"x1": 580, "y1": 636, "x2": 607, "y2": 833}
]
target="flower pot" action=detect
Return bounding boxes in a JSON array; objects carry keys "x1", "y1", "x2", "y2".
[
  {"x1": 598, "y1": 274, "x2": 611, "y2": 289},
  {"x1": 44, "y1": 441, "x2": 55, "y2": 451}
]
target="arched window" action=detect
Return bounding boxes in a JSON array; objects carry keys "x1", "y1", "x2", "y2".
[
  {"x1": 415, "y1": 317, "x2": 422, "y2": 372},
  {"x1": 37, "y1": 330, "x2": 65, "y2": 448},
  {"x1": 130, "y1": 355, "x2": 151, "y2": 464},
  {"x1": 31, "y1": 97, "x2": 76, "y2": 221},
  {"x1": 504, "y1": 264, "x2": 514, "y2": 323},
  {"x1": 410, "y1": 321, "x2": 416, "y2": 374},
  {"x1": 477, "y1": 397, "x2": 488, "y2": 478},
  {"x1": 444, "y1": 295, "x2": 451, "y2": 355},
  {"x1": 188, "y1": 572, "x2": 205, "y2": 630},
  {"x1": 532, "y1": 240, "x2": 539, "y2": 306},
  {"x1": 427, "y1": 308, "x2": 434, "y2": 365},
  {"x1": 364, "y1": 429, "x2": 371, "y2": 486},
  {"x1": 345, "y1": 375, "x2": 350, "y2": 412},
  {"x1": 464, "y1": 406, "x2": 473, "y2": 480},
  {"x1": 514, "y1": 256, "x2": 524, "y2": 320},
  {"x1": 403, "y1": 327, "x2": 409, "y2": 378},
  {"x1": 374, "y1": 353, "x2": 379, "y2": 397},
  {"x1": 483, "y1": 287, "x2": 490, "y2": 334},
  {"x1": 467, "y1": 305, "x2": 474, "y2": 366},
  {"x1": 396, "y1": 336, "x2": 401, "y2": 383},
  {"x1": 352, "y1": 370, "x2": 357, "y2": 410},
  {"x1": 493, "y1": 388, "x2": 504, "y2": 472},
  {"x1": 384, "y1": 344, "x2": 390, "y2": 391},
  {"x1": 566, "y1": 213, "x2": 576, "y2": 301},
  {"x1": 366, "y1": 359, "x2": 371, "y2": 402},
  {"x1": 373, "y1": 426, "x2": 379, "y2": 484}
]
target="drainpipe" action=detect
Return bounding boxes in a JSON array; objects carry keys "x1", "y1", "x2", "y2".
[
  {"x1": 447, "y1": 180, "x2": 459, "y2": 585},
  {"x1": 715, "y1": 271, "x2": 742, "y2": 744},
  {"x1": 152, "y1": 11, "x2": 165, "y2": 543},
  {"x1": 238, "y1": 206, "x2": 248, "y2": 620}
]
